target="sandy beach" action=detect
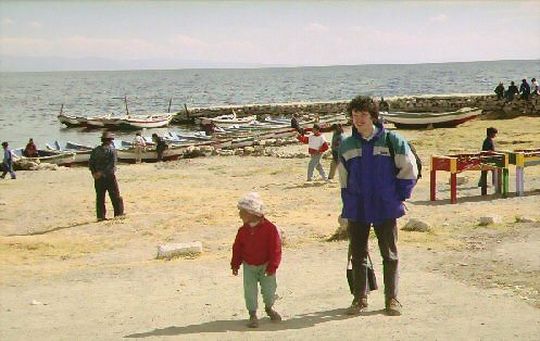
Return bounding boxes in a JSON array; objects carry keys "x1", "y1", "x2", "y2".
[{"x1": 1, "y1": 115, "x2": 539, "y2": 340}]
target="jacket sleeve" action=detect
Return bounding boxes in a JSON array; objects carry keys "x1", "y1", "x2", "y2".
[
  {"x1": 265, "y1": 225, "x2": 282, "y2": 275},
  {"x1": 230, "y1": 229, "x2": 244, "y2": 270},
  {"x1": 88, "y1": 148, "x2": 97, "y2": 173},
  {"x1": 389, "y1": 133, "x2": 418, "y2": 201},
  {"x1": 297, "y1": 134, "x2": 309, "y2": 144},
  {"x1": 319, "y1": 141, "x2": 329, "y2": 153}
]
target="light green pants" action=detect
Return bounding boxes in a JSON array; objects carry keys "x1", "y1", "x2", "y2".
[{"x1": 242, "y1": 263, "x2": 277, "y2": 312}]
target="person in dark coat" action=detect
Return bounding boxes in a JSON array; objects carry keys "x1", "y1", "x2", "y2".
[
  {"x1": 478, "y1": 127, "x2": 498, "y2": 190},
  {"x1": 494, "y1": 82, "x2": 505, "y2": 100},
  {"x1": 152, "y1": 133, "x2": 168, "y2": 161},
  {"x1": 506, "y1": 81, "x2": 519, "y2": 101},
  {"x1": 89, "y1": 131, "x2": 124, "y2": 221},
  {"x1": 519, "y1": 79, "x2": 531, "y2": 100}
]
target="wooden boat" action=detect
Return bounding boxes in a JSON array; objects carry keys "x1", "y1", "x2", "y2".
[
  {"x1": 12, "y1": 148, "x2": 76, "y2": 167},
  {"x1": 47, "y1": 141, "x2": 94, "y2": 164},
  {"x1": 121, "y1": 114, "x2": 173, "y2": 129},
  {"x1": 380, "y1": 107, "x2": 480, "y2": 129},
  {"x1": 209, "y1": 113, "x2": 257, "y2": 128},
  {"x1": 57, "y1": 112, "x2": 88, "y2": 127}
]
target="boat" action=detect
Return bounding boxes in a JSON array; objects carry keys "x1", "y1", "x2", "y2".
[
  {"x1": 47, "y1": 141, "x2": 95, "y2": 164},
  {"x1": 12, "y1": 148, "x2": 76, "y2": 167},
  {"x1": 57, "y1": 112, "x2": 88, "y2": 127},
  {"x1": 120, "y1": 114, "x2": 174, "y2": 129},
  {"x1": 208, "y1": 110, "x2": 257, "y2": 128},
  {"x1": 380, "y1": 107, "x2": 480, "y2": 129}
]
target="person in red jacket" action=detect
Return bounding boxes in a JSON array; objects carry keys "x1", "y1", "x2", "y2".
[
  {"x1": 297, "y1": 123, "x2": 329, "y2": 182},
  {"x1": 231, "y1": 192, "x2": 282, "y2": 328}
]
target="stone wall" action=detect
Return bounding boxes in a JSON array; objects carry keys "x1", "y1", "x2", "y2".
[{"x1": 172, "y1": 94, "x2": 540, "y2": 123}]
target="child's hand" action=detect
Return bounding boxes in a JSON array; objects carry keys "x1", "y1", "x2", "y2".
[{"x1": 232, "y1": 269, "x2": 238, "y2": 276}]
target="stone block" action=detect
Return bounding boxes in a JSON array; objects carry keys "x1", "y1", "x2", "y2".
[
  {"x1": 156, "y1": 241, "x2": 203, "y2": 259},
  {"x1": 478, "y1": 215, "x2": 502, "y2": 226}
]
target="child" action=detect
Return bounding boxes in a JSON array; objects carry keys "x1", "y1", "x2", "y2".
[
  {"x1": 297, "y1": 123, "x2": 329, "y2": 182},
  {"x1": 231, "y1": 192, "x2": 282, "y2": 328}
]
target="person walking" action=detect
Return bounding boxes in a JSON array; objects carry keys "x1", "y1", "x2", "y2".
[
  {"x1": 89, "y1": 131, "x2": 124, "y2": 221},
  {"x1": 1, "y1": 142, "x2": 16, "y2": 179},
  {"x1": 133, "y1": 132, "x2": 146, "y2": 164},
  {"x1": 338, "y1": 95, "x2": 418, "y2": 316},
  {"x1": 297, "y1": 124, "x2": 329, "y2": 182},
  {"x1": 231, "y1": 192, "x2": 282, "y2": 328},
  {"x1": 328, "y1": 123, "x2": 344, "y2": 180}
]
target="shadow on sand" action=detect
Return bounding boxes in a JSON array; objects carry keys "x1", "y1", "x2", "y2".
[{"x1": 124, "y1": 308, "x2": 386, "y2": 338}]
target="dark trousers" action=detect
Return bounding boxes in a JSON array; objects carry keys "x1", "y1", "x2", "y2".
[
  {"x1": 94, "y1": 174, "x2": 124, "y2": 220},
  {"x1": 1, "y1": 161, "x2": 16, "y2": 179},
  {"x1": 348, "y1": 219, "x2": 399, "y2": 301}
]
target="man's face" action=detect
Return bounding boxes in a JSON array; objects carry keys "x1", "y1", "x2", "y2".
[{"x1": 351, "y1": 109, "x2": 372, "y2": 131}]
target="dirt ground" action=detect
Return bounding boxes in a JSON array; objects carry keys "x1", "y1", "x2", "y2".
[{"x1": 1, "y1": 115, "x2": 539, "y2": 340}]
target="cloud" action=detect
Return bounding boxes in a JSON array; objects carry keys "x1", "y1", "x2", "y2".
[
  {"x1": 1, "y1": 17, "x2": 14, "y2": 26},
  {"x1": 29, "y1": 21, "x2": 42, "y2": 29},
  {"x1": 169, "y1": 34, "x2": 209, "y2": 49},
  {"x1": 429, "y1": 14, "x2": 448, "y2": 23},
  {"x1": 304, "y1": 23, "x2": 329, "y2": 33}
]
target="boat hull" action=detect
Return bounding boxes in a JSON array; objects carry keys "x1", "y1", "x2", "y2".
[{"x1": 381, "y1": 107, "x2": 480, "y2": 129}]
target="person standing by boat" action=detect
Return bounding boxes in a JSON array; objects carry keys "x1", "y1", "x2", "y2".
[
  {"x1": 151, "y1": 133, "x2": 168, "y2": 162},
  {"x1": 133, "y1": 132, "x2": 146, "y2": 164},
  {"x1": 339, "y1": 95, "x2": 418, "y2": 316},
  {"x1": 297, "y1": 124, "x2": 329, "y2": 182},
  {"x1": 89, "y1": 131, "x2": 124, "y2": 222},
  {"x1": 327, "y1": 123, "x2": 344, "y2": 180},
  {"x1": 1, "y1": 142, "x2": 16, "y2": 180},
  {"x1": 494, "y1": 82, "x2": 505, "y2": 100},
  {"x1": 23, "y1": 138, "x2": 39, "y2": 157}
]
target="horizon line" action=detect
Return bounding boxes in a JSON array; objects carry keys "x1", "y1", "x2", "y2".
[{"x1": 0, "y1": 58, "x2": 538, "y2": 74}]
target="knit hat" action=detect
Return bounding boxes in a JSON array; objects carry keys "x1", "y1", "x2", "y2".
[{"x1": 237, "y1": 192, "x2": 264, "y2": 216}]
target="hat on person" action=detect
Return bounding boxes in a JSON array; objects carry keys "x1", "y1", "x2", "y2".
[
  {"x1": 237, "y1": 192, "x2": 264, "y2": 216},
  {"x1": 101, "y1": 131, "x2": 115, "y2": 140}
]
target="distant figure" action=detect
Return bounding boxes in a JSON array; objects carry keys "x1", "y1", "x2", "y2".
[
  {"x1": 89, "y1": 131, "x2": 124, "y2": 221},
  {"x1": 1, "y1": 141, "x2": 16, "y2": 180},
  {"x1": 478, "y1": 127, "x2": 498, "y2": 190},
  {"x1": 328, "y1": 123, "x2": 344, "y2": 180},
  {"x1": 506, "y1": 81, "x2": 519, "y2": 101},
  {"x1": 379, "y1": 97, "x2": 390, "y2": 111},
  {"x1": 22, "y1": 138, "x2": 39, "y2": 157},
  {"x1": 200, "y1": 118, "x2": 217, "y2": 136},
  {"x1": 520, "y1": 78, "x2": 531, "y2": 100},
  {"x1": 231, "y1": 192, "x2": 282, "y2": 328},
  {"x1": 297, "y1": 123, "x2": 329, "y2": 182},
  {"x1": 151, "y1": 133, "x2": 168, "y2": 161},
  {"x1": 494, "y1": 82, "x2": 505, "y2": 100},
  {"x1": 290, "y1": 113, "x2": 301, "y2": 133},
  {"x1": 133, "y1": 132, "x2": 146, "y2": 164},
  {"x1": 531, "y1": 78, "x2": 539, "y2": 96}
]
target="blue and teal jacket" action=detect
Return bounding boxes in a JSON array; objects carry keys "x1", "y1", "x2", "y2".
[{"x1": 338, "y1": 123, "x2": 418, "y2": 223}]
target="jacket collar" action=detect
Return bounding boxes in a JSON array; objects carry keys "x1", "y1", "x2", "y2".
[{"x1": 352, "y1": 122, "x2": 385, "y2": 142}]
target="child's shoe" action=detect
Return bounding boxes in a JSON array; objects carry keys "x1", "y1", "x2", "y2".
[
  {"x1": 265, "y1": 306, "x2": 282, "y2": 322},
  {"x1": 247, "y1": 311, "x2": 259, "y2": 328}
]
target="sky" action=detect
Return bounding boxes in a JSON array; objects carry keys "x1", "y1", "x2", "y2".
[{"x1": 0, "y1": 0, "x2": 539, "y2": 72}]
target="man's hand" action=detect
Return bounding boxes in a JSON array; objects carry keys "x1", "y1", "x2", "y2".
[
  {"x1": 232, "y1": 269, "x2": 238, "y2": 276},
  {"x1": 92, "y1": 171, "x2": 102, "y2": 180}
]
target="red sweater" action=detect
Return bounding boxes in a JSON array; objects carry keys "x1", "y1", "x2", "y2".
[{"x1": 230, "y1": 218, "x2": 282, "y2": 275}]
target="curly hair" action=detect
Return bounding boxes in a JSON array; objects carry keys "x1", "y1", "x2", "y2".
[{"x1": 347, "y1": 95, "x2": 379, "y2": 122}]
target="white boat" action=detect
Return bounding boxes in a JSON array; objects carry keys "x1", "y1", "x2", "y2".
[
  {"x1": 12, "y1": 148, "x2": 76, "y2": 167},
  {"x1": 121, "y1": 114, "x2": 173, "y2": 129},
  {"x1": 209, "y1": 111, "x2": 257, "y2": 128},
  {"x1": 380, "y1": 107, "x2": 480, "y2": 129},
  {"x1": 57, "y1": 112, "x2": 88, "y2": 127}
]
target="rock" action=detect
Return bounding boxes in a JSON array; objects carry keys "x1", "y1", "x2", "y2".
[
  {"x1": 402, "y1": 218, "x2": 431, "y2": 232},
  {"x1": 156, "y1": 241, "x2": 203, "y2": 259},
  {"x1": 515, "y1": 215, "x2": 536, "y2": 223},
  {"x1": 479, "y1": 215, "x2": 502, "y2": 226}
]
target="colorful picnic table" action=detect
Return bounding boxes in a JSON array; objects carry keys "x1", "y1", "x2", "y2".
[
  {"x1": 430, "y1": 152, "x2": 509, "y2": 204},
  {"x1": 504, "y1": 149, "x2": 540, "y2": 196}
]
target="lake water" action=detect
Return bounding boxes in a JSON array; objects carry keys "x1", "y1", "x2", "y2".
[{"x1": 0, "y1": 59, "x2": 538, "y2": 147}]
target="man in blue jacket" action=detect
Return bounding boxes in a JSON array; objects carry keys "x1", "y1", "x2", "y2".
[{"x1": 338, "y1": 96, "x2": 418, "y2": 316}]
